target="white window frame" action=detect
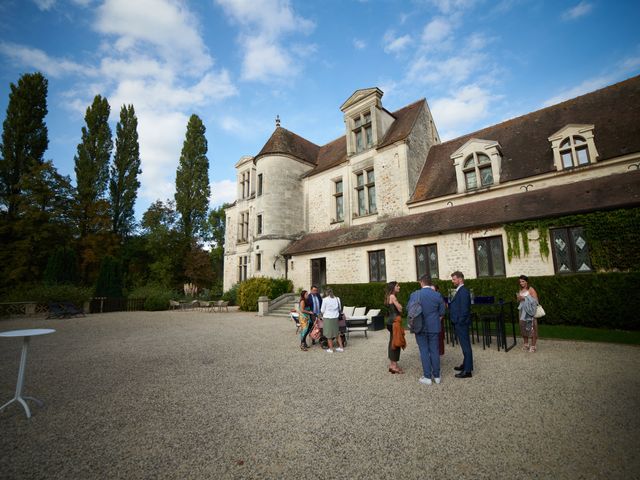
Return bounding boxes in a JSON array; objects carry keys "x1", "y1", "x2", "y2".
[
  {"x1": 548, "y1": 124, "x2": 599, "y2": 171},
  {"x1": 354, "y1": 168, "x2": 376, "y2": 217},
  {"x1": 451, "y1": 139, "x2": 502, "y2": 193}
]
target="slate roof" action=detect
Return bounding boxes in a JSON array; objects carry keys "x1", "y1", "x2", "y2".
[
  {"x1": 253, "y1": 99, "x2": 426, "y2": 175},
  {"x1": 282, "y1": 171, "x2": 640, "y2": 256},
  {"x1": 410, "y1": 75, "x2": 640, "y2": 203}
]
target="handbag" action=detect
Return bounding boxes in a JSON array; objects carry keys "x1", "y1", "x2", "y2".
[
  {"x1": 338, "y1": 313, "x2": 347, "y2": 328},
  {"x1": 309, "y1": 321, "x2": 321, "y2": 340},
  {"x1": 534, "y1": 304, "x2": 546, "y2": 318}
]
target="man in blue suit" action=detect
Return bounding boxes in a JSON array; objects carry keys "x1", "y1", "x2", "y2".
[
  {"x1": 449, "y1": 271, "x2": 473, "y2": 378},
  {"x1": 411, "y1": 275, "x2": 446, "y2": 385}
]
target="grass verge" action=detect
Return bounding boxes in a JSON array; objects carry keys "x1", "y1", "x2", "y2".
[{"x1": 537, "y1": 324, "x2": 640, "y2": 345}]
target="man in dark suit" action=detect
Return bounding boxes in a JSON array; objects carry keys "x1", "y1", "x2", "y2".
[
  {"x1": 449, "y1": 271, "x2": 473, "y2": 378},
  {"x1": 304, "y1": 285, "x2": 323, "y2": 347},
  {"x1": 412, "y1": 275, "x2": 446, "y2": 385}
]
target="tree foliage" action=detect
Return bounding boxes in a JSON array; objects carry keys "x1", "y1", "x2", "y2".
[
  {"x1": 44, "y1": 246, "x2": 79, "y2": 285},
  {"x1": 110, "y1": 104, "x2": 141, "y2": 238},
  {"x1": 141, "y1": 199, "x2": 184, "y2": 288},
  {"x1": 175, "y1": 114, "x2": 210, "y2": 243},
  {"x1": 74, "y1": 94, "x2": 112, "y2": 236},
  {"x1": 94, "y1": 255, "x2": 124, "y2": 297},
  {"x1": 0, "y1": 72, "x2": 48, "y2": 218}
]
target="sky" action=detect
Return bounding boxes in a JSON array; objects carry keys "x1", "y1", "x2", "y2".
[{"x1": 0, "y1": 0, "x2": 639, "y2": 219}]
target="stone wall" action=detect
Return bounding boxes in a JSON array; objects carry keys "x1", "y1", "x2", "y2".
[{"x1": 287, "y1": 226, "x2": 554, "y2": 290}]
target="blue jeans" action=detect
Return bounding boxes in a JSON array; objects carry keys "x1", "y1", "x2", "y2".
[{"x1": 415, "y1": 331, "x2": 440, "y2": 378}]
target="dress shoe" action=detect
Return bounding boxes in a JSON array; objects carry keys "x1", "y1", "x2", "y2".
[
  {"x1": 455, "y1": 371, "x2": 472, "y2": 378},
  {"x1": 453, "y1": 365, "x2": 464, "y2": 371}
]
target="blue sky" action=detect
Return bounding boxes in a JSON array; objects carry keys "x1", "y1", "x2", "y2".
[{"x1": 1, "y1": 0, "x2": 639, "y2": 218}]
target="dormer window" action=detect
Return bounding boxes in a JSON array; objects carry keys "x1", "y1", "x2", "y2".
[
  {"x1": 353, "y1": 111, "x2": 373, "y2": 153},
  {"x1": 463, "y1": 153, "x2": 494, "y2": 190},
  {"x1": 549, "y1": 124, "x2": 598, "y2": 171},
  {"x1": 560, "y1": 136, "x2": 590, "y2": 168},
  {"x1": 451, "y1": 139, "x2": 502, "y2": 194}
]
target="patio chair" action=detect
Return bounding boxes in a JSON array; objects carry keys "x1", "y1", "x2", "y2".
[
  {"x1": 342, "y1": 306, "x2": 355, "y2": 318},
  {"x1": 346, "y1": 307, "x2": 369, "y2": 339},
  {"x1": 46, "y1": 302, "x2": 67, "y2": 319},
  {"x1": 169, "y1": 300, "x2": 181, "y2": 310},
  {"x1": 60, "y1": 301, "x2": 85, "y2": 317},
  {"x1": 217, "y1": 300, "x2": 229, "y2": 312},
  {"x1": 366, "y1": 309, "x2": 381, "y2": 325},
  {"x1": 198, "y1": 300, "x2": 213, "y2": 312}
]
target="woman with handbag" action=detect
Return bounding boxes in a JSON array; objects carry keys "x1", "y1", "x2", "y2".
[
  {"x1": 385, "y1": 281, "x2": 405, "y2": 373},
  {"x1": 516, "y1": 275, "x2": 540, "y2": 353},
  {"x1": 320, "y1": 288, "x2": 344, "y2": 353},
  {"x1": 298, "y1": 290, "x2": 313, "y2": 351}
]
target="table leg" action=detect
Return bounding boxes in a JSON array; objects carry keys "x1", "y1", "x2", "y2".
[{"x1": 0, "y1": 337, "x2": 43, "y2": 419}]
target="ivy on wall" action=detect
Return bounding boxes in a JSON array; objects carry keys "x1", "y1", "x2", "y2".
[{"x1": 504, "y1": 207, "x2": 640, "y2": 271}]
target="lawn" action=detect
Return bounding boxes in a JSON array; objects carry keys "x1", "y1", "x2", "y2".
[{"x1": 538, "y1": 323, "x2": 640, "y2": 345}]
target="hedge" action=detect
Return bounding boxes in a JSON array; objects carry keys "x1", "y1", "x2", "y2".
[
  {"x1": 328, "y1": 272, "x2": 640, "y2": 330},
  {"x1": 238, "y1": 277, "x2": 293, "y2": 311}
]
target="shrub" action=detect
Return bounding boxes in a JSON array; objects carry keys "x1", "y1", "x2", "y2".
[
  {"x1": 1, "y1": 284, "x2": 93, "y2": 306},
  {"x1": 129, "y1": 284, "x2": 175, "y2": 311},
  {"x1": 143, "y1": 293, "x2": 172, "y2": 311},
  {"x1": 237, "y1": 277, "x2": 294, "y2": 311},
  {"x1": 328, "y1": 272, "x2": 640, "y2": 330},
  {"x1": 222, "y1": 283, "x2": 240, "y2": 306}
]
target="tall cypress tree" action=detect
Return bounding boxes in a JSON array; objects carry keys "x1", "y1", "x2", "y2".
[
  {"x1": 110, "y1": 104, "x2": 141, "y2": 238},
  {"x1": 0, "y1": 72, "x2": 49, "y2": 218},
  {"x1": 175, "y1": 114, "x2": 210, "y2": 243},
  {"x1": 74, "y1": 94, "x2": 112, "y2": 238}
]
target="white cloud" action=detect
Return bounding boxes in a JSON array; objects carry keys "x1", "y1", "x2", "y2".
[
  {"x1": 431, "y1": 84, "x2": 494, "y2": 140},
  {"x1": 422, "y1": 17, "x2": 452, "y2": 44},
  {"x1": 542, "y1": 54, "x2": 640, "y2": 106},
  {"x1": 407, "y1": 53, "x2": 485, "y2": 86},
  {"x1": 0, "y1": 42, "x2": 92, "y2": 78},
  {"x1": 215, "y1": 0, "x2": 315, "y2": 82},
  {"x1": 427, "y1": 0, "x2": 478, "y2": 15},
  {"x1": 95, "y1": 0, "x2": 213, "y2": 73},
  {"x1": 561, "y1": 1, "x2": 593, "y2": 21},
  {"x1": 33, "y1": 0, "x2": 55, "y2": 10},
  {"x1": 353, "y1": 38, "x2": 366, "y2": 50},
  {"x1": 210, "y1": 179, "x2": 237, "y2": 208},
  {"x1": 383, "y1": 31, "x2": 411, "y2": 54}
]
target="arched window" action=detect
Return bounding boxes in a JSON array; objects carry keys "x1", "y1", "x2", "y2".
[
  {"x1": 559, "y1": 135, "x2": 590, "y2": 169},
  {"x1": 463, "y1": 153, "x2": 494, "y2": 190}
]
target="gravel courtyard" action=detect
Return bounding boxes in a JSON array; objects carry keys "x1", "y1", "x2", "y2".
[{"x1": 0, "y1": 310, "x2": 638, "y2": 479}]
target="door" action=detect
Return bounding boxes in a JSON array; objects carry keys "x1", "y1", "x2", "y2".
[{"x1": 311, "y1": 258, "x2": 326, "y2": 288}]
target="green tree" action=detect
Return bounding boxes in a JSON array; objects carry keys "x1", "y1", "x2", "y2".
[
  {"x1": 208, "y1": 203, "x2": 228, "y2": 296},
  {"x1": 110, "y1": 104, "x2": 141, "y2": 238},
  {"x1": 175, "y1": 114, "x2": 210, "y2": 243},
  {"x1": 74, "y1": 94, "x2": 112, "y2": 237},
  {"x1": 0, "y1": 72, "x2": 48, "y2": 218},
  {"x1": 141, "y1": 199, "x2": 183, "y2": 288},
  {"x1": 44, "y1": 246, "x2": 79, "y2": 285},
  {"x1": 94, "y1": 255, "x2": 123, "y2": 297},
  {"x1": 73, "y1": 95, "x2": 116, "y2": 282}
]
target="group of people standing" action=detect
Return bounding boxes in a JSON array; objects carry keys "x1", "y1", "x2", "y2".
[
  {"x1": 385, "y1": 271, "x2": 474, "y2": 384},
  {"x1": 296, "y1": 271, "x2": 541, "y2": 383},
  {"x1": 385, "y1": 271, "x2": 541, "y2": 385},
  {"x1": 297, "y1": 285, "x2": 344, "y2": 353}
]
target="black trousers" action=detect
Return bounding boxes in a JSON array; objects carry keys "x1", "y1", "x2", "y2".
[{"x1": 387, "y1": 324, "x2": 400, "y2": 362}]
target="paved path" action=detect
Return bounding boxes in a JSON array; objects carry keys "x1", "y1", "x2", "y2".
[{"x1": 0, "y1": 311, "x2": 638, "y2": 479}]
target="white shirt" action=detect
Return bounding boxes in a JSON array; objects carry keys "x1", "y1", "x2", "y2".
[{"x1": 321, "y1": 296, "x2": 341, "y2": 319}]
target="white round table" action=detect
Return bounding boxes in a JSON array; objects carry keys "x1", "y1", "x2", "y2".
[{"x1": 0, "y1": 328, "x2": 55, "y2": 419}]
